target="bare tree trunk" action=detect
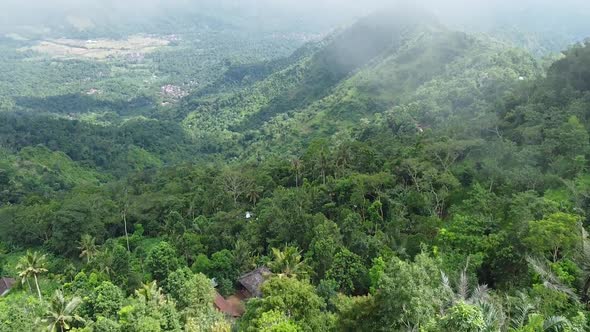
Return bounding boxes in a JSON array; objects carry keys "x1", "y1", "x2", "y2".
[
  {"x1": 123, "y1": 210, "x2": 130, "y2": 252},
  {"x1": 122, "y1": 189, "x2": 131, "y2": 252},
  {"x1": 34, "y1": 274, "x2": 42, "y2": 300},
  {"x1": 581, "y1": 275, "x2": 590, "y2": 304}
]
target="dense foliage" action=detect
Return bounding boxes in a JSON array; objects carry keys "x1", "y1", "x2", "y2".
[{"x1": 2, "y1": 6, "x2": 590, "y2": 332}]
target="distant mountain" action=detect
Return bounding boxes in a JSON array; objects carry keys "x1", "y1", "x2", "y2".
[
  {"x1": 181, "y1": 7, "x2": 541, "y2": 157},
  {"x1": 0, "y1": 0, "x2": 358, "y2": 39},
  {"x1": 434, "y1": 0, "x2": 590, "y2": 56}
]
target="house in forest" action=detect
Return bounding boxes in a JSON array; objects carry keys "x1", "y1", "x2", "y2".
[
  {"x1": 0, "y1": 277, "x2": 16, "y2": 296},
  {"x1": 237, "y1": 266, "x2": 271, "y2": 298},
  {"x1": 213, "y1": 267, "x2": 271, "y2": 317}
]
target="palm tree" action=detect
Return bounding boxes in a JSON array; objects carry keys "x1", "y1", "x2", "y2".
[
  {"x1": 440, "y1": 263, "x2": 576, "y2": 332},
  {"x1": 441, "y1": 263, "x2": 505, "y2": 331},
  {"x1": 16, "y1": 250, "x2": 48, "y2": 300},
  {"x1": 526, "y1": 256, "x2": 579, "y2": 301},
  {"x1": 234, "y1": 239, "x2": 257, "y2": 274},
  {"x1": 95, "y1": 248, "x2": 114, "y2": 278},
  {"x1": 525, "y1": 222, "x2": 590, "y2": 304},
  {"x1": 508, "y1": 292, "x2": 572, "y2": 331},
  {"x1": 135, "y1": 281, "x2": 165, "y2": 306},
  {"x1": 246, "y1": 186, "x2": 262, "y2": 206},
  {"x1": 269, "y1": 246, "x2": 308, "y2": 279},
  {"x1": 43, "y1": 290, "x2": 84, "y2": 332},
  {"x1": 441, "y1": 266, "x2": 490, "y2": 306},
  {"x1": 77, "y1": 234, "x2": 98, "y2": 264}
]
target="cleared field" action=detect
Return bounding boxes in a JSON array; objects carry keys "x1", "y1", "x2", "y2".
[{"x1": 28, "y1": 35, "x2": 170, "y2": 59}]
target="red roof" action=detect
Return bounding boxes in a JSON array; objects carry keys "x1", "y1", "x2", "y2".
[{"x1": 213, "y1": 291, "x2": 243, "y2": 317}]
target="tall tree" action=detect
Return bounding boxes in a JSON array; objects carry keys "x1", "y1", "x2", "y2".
[
  {"x1": 145, "y1": 241, "x2": 181, "y2": 283},
  {"x1": 43, "y1": 290, "x2": 84, "y2": 332},
  {"x1": 16, "y1": 250, "x2": 48, "y2": 300},
  {"x1": 77, "y1": 234, "x2": 99, "y2": 264},
  {"x1": 121, "y1": 188, "x2": 131, "y2": 252},
  {"x1": 220, "y1": 169, "x2": 253, "y2": 205},
  {"x1": 525, "y1": 212, "x2": 580, "y2": 262},
  {"x1": 291, "y1": 158, "x2": 303, "y2": 187},
  {"x1": 269, "y1": 246, "x2": 308, "y2": 279}
]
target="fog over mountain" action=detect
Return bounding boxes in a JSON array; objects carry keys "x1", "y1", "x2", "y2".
[
  {"x1": 3, "y1": 0, "x2": 590, "y2": 32},
  {"x1": 3, "y1": 0, "x2": 590, "y2": 330}
]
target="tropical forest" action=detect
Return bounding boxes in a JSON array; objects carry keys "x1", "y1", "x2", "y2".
[{"x1": 2, "y1": 0, "x2": 590, "y2": 331}]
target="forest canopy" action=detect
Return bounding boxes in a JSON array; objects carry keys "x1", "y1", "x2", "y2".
[{"x1": 2, "y1": 2, "x2": 590, "y2": 332}]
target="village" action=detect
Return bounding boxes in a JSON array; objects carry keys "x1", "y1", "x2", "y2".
[{"x1": 0, "y1": 268, "x2": 270, "y2": 319}]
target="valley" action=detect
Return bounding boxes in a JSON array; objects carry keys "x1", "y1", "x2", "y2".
[{"x1": 1, "y1": 2, "x2": 590, "y2": 332}]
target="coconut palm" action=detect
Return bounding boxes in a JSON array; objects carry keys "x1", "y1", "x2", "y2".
[
  {"x1": 246, "y1": 186, "x2": 262, "y2": 205},
  {"x1": 16, "y1": 250, "x2": 48, "y2": 300},
  {"x1": 95, "y1": 248, "x2": 114, "y2": 278},
  {"x1": 135, "y1": 281, "x2": 166, "y2": 306},
  {"x1": 43, "y1": 290, "x2": 84, "y2": 332},
  {"x1": 269, "y1": 246, "x2": 308, "y2": 279},
  {"x1": 234, "y1": 239, "x2": 256, "y2": 273},
  {"x1": 77, "y1": 234, "x2": 98, "y2": 264}
]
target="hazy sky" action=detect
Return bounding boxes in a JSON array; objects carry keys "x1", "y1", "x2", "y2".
[
  {"x1": 2, "y1": 0, "x2": 590, "y2": 35},
  {"x1": 4, "y1": 0, "x2": 588, "y2": 11},
  {"x1": 2, "y1": 0, "x2": 590, "y2": 18}
]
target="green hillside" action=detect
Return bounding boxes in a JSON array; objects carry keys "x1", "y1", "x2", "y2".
[
  {"x1": 0, "y1": 146, "x2": 104, "y2": 205},
  {"x1": 2, "y1": 5, "x2": 590, "y2": 332},
  {"x1": 182, "y1": 10, "x2": 541, "y2": 159}
]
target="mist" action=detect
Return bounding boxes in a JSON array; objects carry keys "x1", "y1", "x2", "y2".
[
  {"x1": 4, "y1": 0, "x2": 590, "y2": 17},
  {"x1": 2, "y1": 0, "x2": 590, "y2": 44}
]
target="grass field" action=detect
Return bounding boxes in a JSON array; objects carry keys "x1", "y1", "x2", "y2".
[{"x1": 28, "y1": 35, "x2": 170, "y2": 59}]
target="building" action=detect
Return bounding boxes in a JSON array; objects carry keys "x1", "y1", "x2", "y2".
[
  {"x1": 0, "y1": 277, "x2": 16, "y2": 296},
  {"x1": 237, "y1": 266, "x2": 271, "y2": 298},
  {"x1": 212, "y1": 267, "x2": 271, "y2": 318}
]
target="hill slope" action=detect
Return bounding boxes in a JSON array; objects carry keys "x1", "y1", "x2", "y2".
[{"x1": 181, "y1": 8, "x2": 541, "y2": 158}]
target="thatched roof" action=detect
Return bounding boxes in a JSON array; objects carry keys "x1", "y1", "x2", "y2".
[
  {"x1": 0, "y1": 277, "x2": 16, "y2": 296},
  {"x1": 238, "y1": 266, "x2": 271, "y2": 298}
]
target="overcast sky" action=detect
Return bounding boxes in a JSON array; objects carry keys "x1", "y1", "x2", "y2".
[
  {"x1": 2, "y1": 0, "x2": 590, "y2": 34},
  {"x1": 2, "y1": 0, "x2": 589, "y2": 18},
  {"x1": 3, "y1": 0, "x2": 588, "y2": 11}
]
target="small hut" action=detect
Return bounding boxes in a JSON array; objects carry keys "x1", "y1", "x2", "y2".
[
  {"x1": 237, "y1": 266, "x2": 271, "y2": 298},
  {"x1": 0, "y1": 277, "x2": 16, "y2": 296}
]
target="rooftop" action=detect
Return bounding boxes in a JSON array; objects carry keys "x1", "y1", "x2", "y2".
[
  {"x1": 238, "y1": 266, "x2": 271, "y2": 298},
  {"x1": 0, "y1": 277, "x2": 16, "y2": 296}
]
